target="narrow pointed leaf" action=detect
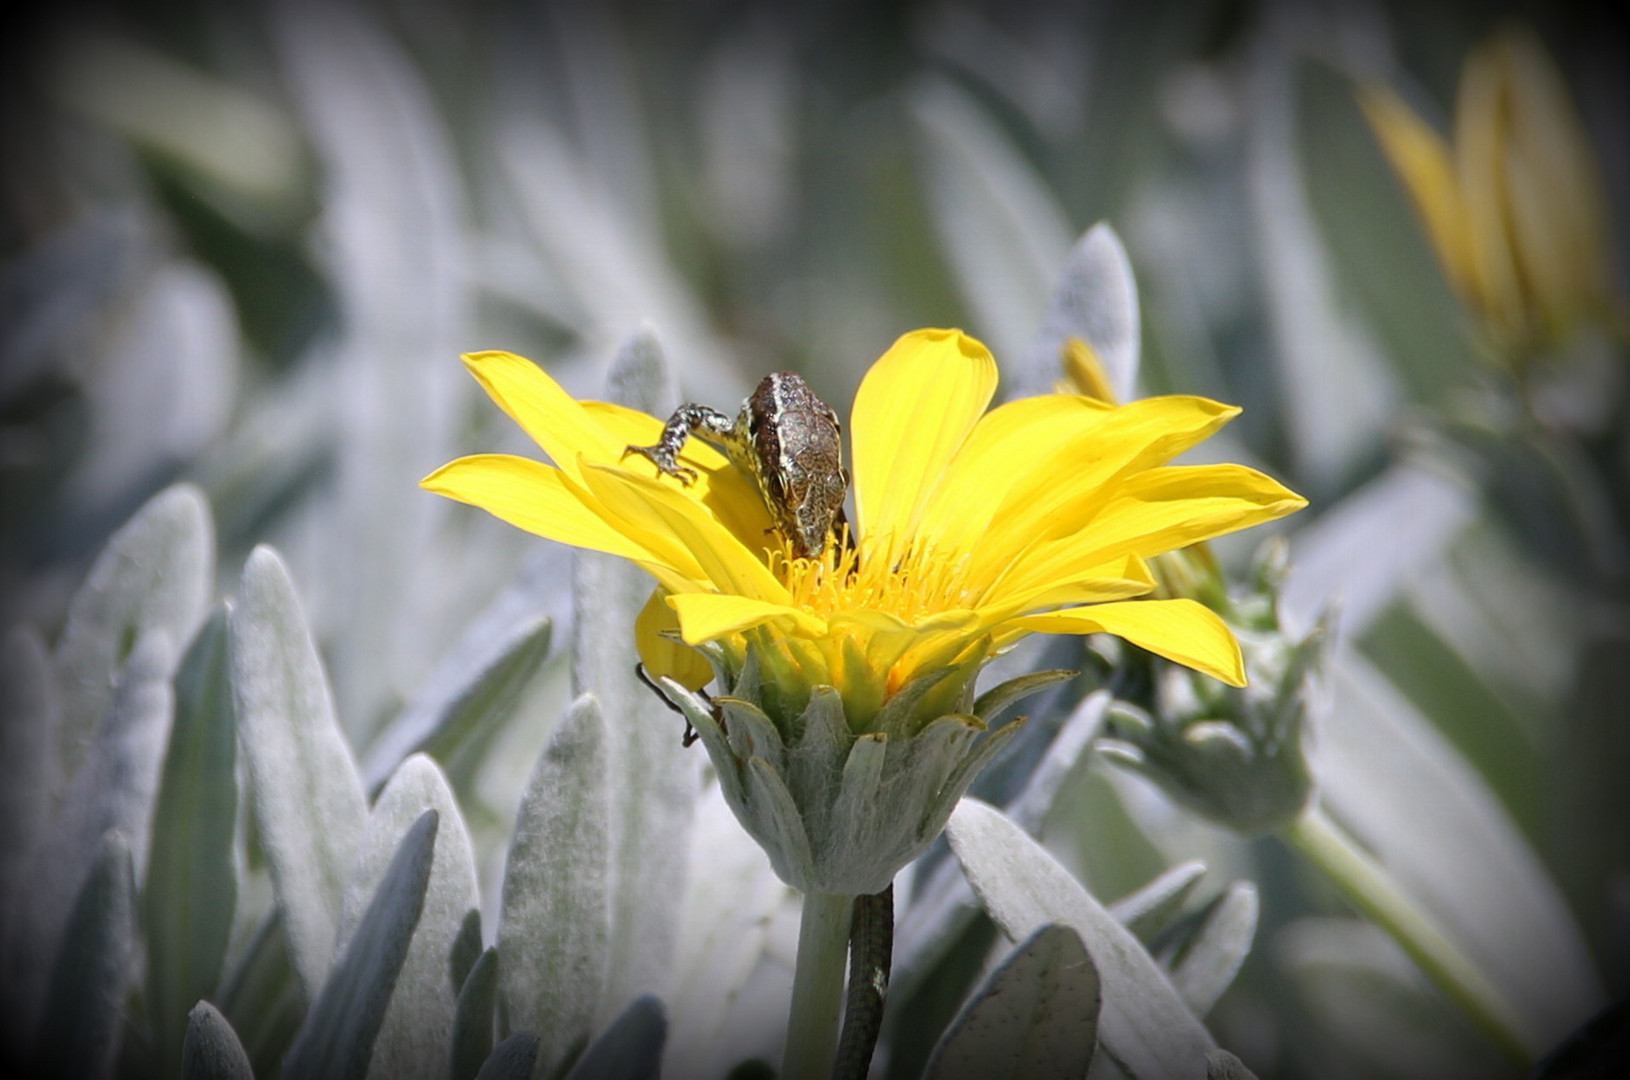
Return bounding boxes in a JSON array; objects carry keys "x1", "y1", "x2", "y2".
[
  {"x1": 231, "y1": 546, "x2": 368, "y2": 1002},
  {"x1": 6, "y1": 631, "x2": 172, "y2": 1040},
  {"x1": 1020, "y1": 221, "x2": 1142, "y2": 401},
  {"x1": 215, "y1": 910, "x2": 303, "y2": 1076},
  {"x1": 947, "y1": 799, "x2": 1214, "y2": 1079},
  {"x1": 147, "y1": 609, "x2": 240, "y2": 1077},
  {"x1": 563, "y1": 995, "x2": 666, "y2": 1080},
  {"x1": 33, "y1": 830, "x2": 136, "y2": 1080},
  {"x1": 53, "y1": 484, "x2": 213, "y2": 776},
  {"x1": 1108, "y1": 861, "x2": 1207, "y2": 942},
  {"x1": 574, "y1": 329, "x2": 701, "y2": 1023},
  {"x1": 497, "y1": 693, "x2": 611, "y2": 1076},
  {"x1": 450, "y1": 948, "x2": 499, "y2": 1080},
  {"x1": 182, "y1": 1002, "x2": 254, "y2": 1080},
  {"x1": 1167, "y1": 883, "x2": 1258, "y2": 1017},
  {"x1": 924, "y1": 923, "x2": 1099, "y2": 1080},
  {"x1": 338, "y1": 755, "x2": 480, "y2": 1080},
  {"x1": 283, "y1": 810, "x2": 439, "y2": 1080},
  {"x1": 475, "y1": 1033, "x2": 539, "y2": 1080}
]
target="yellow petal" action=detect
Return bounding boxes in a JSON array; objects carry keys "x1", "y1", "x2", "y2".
[
  {"x1": 1454, "y1": 43, "x2": 1529, "y2": 338},
  {"x1": 851, "y1": 329, "x2": 997, "y2": 564},
  {"x1": 421, "y1": 454, "x2": 652, "y2": 563},
  {"x1": 580, "y1": 462, "x2": 793, "y2": 604},
  {"x1": 1015, "y1": 598, "x2": 1246, "y2": 687},
  {"x1": 461, "y1": 352, "x2": 620, "y2": 482},
  {"x1": 583, "y1": 401, "x2": 778, "y2": 556},
  {"x1": 636, "y1": 588, "x2": 714, "y2": 691},
  {"x1": 1357, "y1": 83, "x2": 1477, "y2": 302},
  {"x1": 964, "y1": 395, "x2": 1241, "y2": 588},
  {"x1": 668, "y1": 591, "x2": 827, "y2": 643},
  {"x1": 917, "y1": 393, "x2": 1112, "y2": 558},
  {"x1": 989, "y1": 464, "x2": 1305, "y2": 603}
]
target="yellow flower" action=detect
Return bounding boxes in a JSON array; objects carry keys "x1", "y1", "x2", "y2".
[
  {"x1": 1359, "y1": 23, "x2": 1618, "y2": 363},
  {"x1": 424, "y1": 329, "x2": 1304, "y2": 706}
]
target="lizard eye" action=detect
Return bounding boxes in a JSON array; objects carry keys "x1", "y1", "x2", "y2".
[{"x1": 764, "y1": 471, "x2": 785, "y2": 501}]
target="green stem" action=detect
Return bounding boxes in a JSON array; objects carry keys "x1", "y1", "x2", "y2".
[
  {"x1": 783, "y1": 891, "x2": 854, "y2": 1080},
  {"x1": 1281, "y1": 803, "x2": 1535, "y2": 1067}
]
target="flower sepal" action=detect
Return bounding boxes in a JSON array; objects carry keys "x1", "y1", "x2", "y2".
[{"x1": 652, "y1": 656, "x2": 1027, "y2": 895}]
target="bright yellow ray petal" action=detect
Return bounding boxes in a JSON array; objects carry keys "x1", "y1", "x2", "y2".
[
  {"x1": 583, "y1": 401, "x2": 778, "y2": 556},
  {"x1": 580, "y1": 462, "x2": 793, "y2": 604},
  {"x1": 636, "y1": 588, "x2": 714, "y2": 691},
  {"x1": 851, "y1": 329, "x2": 997, "y2": 563},
  {"x1": 916, "y1": 393, "x2": 1111, "y2": 557},
  {"x1": 988, "y1": 464, "x2": 1305, "y2": 602},
  {"x1": 461, "y1": 352, "x2": 621, "y2": 482},
  {"x1": 421, "y1": 454, "x2": 652, "y2": 562},
  {"x1": 963, "y1": 395, "x2": 1241, "y2": 587},
  {"x1": 668, "y1": 592, "x2": 827, "y2": 643},
  {"x1": 1015, "y1": 598, "x2": 1246, "y2": 687}
]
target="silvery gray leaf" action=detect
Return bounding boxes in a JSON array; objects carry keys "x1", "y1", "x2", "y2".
[
  {"x1": 5, "y1": 629, "x2": 172, "y2": 1039},
  {"x1": 67, "y1": 261, "x2": 238, "y2": 512},
  {"x1": 213, "y1": 909, "x2": 302, "y2": 1074},
  {"x1": 910, "y1": 75, "x2": 1073, "y2": 366},
  {"x1": 31, "y1": 829, "x2": 136, "y2": 1080},
  {"x1": 1247, "y1": 27, "x2": 1398, "y2": 486},
  {"x1": 476, "y1": 1033, "x2": 539, "y2": 1080},
  {"x1": 0, "y1": 626, "x2": 59, "y2": 919},
  {"x1": 146, "y1": 609, "x2": 239, "y2": 1078},
  {"x1": 946, "y1": 799, "x2": 1214, "y2": 1080},
  {"x1": 272, "y1": 0, "x2": 470, "y2": 730},
  {"x1": 1166, "y1": 883, "x2": 1258, "y2": 1017},
  {"x1": 1205, "y1": 1050, "x2": 1259, "y2": 1080},
  {"x1": 570, "y1": 328, "x2": 701, "y2": 1025},
  {"x1": 1018, "y1": 222, "x2": 1141, "y2": 402},
  {"x1": 182, "y1": 1001, "x2": 254, "y2": 1080},
  {"x1": 1108, "y1": 861, "x2": 1207, "y2": 943},
  {"x1": 283, "y1": 810, "x2": 438, "y2": 1080},
  {"x1": 564, "y1": 995, "x2": 665, "y2": 1080},
  {"x1": 53, "y1": 483, "x2": 212, "y2": 779},
  {"x1": 1319, "y1": 654, "x2": 1603, "y2": 1047},
  {"x1": 360, "y1": 612, "x2": 552, "y2": 793},
  {"x1": 497, "y1": 693, "x2": 611, "y2": 1077},
  {"x1": 924, "y1": 923, "x2": 1099, "y2": 1080},
  {"x1": 230, "y1": 546, "x2": 368, "y2": 1003},
  {"x1": 339, "y1": 755, "x2": 481, "y2": 1080},
  {"x1": 450, "y1": 947, "x2": 498, "y2": 1080}
]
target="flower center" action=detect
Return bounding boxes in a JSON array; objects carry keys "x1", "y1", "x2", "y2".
[{"x1": 775, "y1": 533, "x2": 974, "y2": 624}]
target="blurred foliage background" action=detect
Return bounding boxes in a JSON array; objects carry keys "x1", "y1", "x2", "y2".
[{"x1": 2, "y1": 0, "x2": 1627, "y2": 1078}]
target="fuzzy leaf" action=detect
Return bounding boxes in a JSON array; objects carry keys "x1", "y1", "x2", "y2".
[
  {"x1": 946, "y1": 799, "x2": 1214, "y2": 1079},
  {"x1": 214, "y1": 910, "x2": 303, "y2": 1076},
  {"x1": 971, "y1": 669, "x2": 1077, "y2": 726},
  {"x1": 182, "y1": 1002, "x2": 254, "y2": 1080},
  {"x1": 53, "y1": 484, "x2": 213, "y2": 777},
  {"x1": 5, "y1": 630, "x2": 172, "y2": 1040},
  {"x1": 231, "y1": 546, "x2": 369, "y2": 1003},
  {"x1": 282, "y1": 810, "x2": 439, "y2": 1080},
  {"x1": 339, "y1": 755, "x2": 481, "y2": 1080},
  {"x1": 1019, "y1": 222, "x2": 1142, "y2": 402},
  {"x1": 563, "y1": 995, "x2": 666, "y2": 1080},
  {"x1": 0, "y1": 627, "x2": 60, "y2": 918},
  {"x1": 360, "y1": 615, "x2": 552, "y2": 792},
  {"x1": 497, "y1": 693, "x2": 611, "y2": 1076},
  {"x1": 476, "y1": 1033, "x2": 539, "y2": 1080},
  {"x1": 1167, "y1": 883, "x2": 1258, "y2": 1017},
  {"x1": 147, "y1": 609, "x2": 240, "y2": 1077},
  {"x1": 1109, "y1": 861, "x2": 1207, "y2": 942},
  {"x1": 450, "y1": 947, "x2": 499, "y2": 1080},
  {"x1": 574, "y1": 329, "x2": 702, "y2": 1024},
  {"x1": 924, "y1": 923, "x2": 1099, "y2": 1080},
  {"x1": 33, "y1": 829, "x2": 136, "y2": 1080}
]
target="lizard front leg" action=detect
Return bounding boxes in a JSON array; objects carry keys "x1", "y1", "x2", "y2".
[{"x1": 622, "y1": 404, "x2": 737, "y2": 486}]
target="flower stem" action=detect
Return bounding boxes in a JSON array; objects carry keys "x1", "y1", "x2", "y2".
[
  {"x1": 1281, "y1": 803, "x2": 1535, "y2": 1066},
  {"x1": 783, "y1": 891, "x2": 854, "y2": 1080}
]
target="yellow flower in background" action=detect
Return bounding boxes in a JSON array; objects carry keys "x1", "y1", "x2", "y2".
[
  {"x1": 424, "y1": 329, "x2": 1304, "y2": 711},
  {"x1": 1359, "y1": 23, "x2": 1619, "y2": 364}
]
